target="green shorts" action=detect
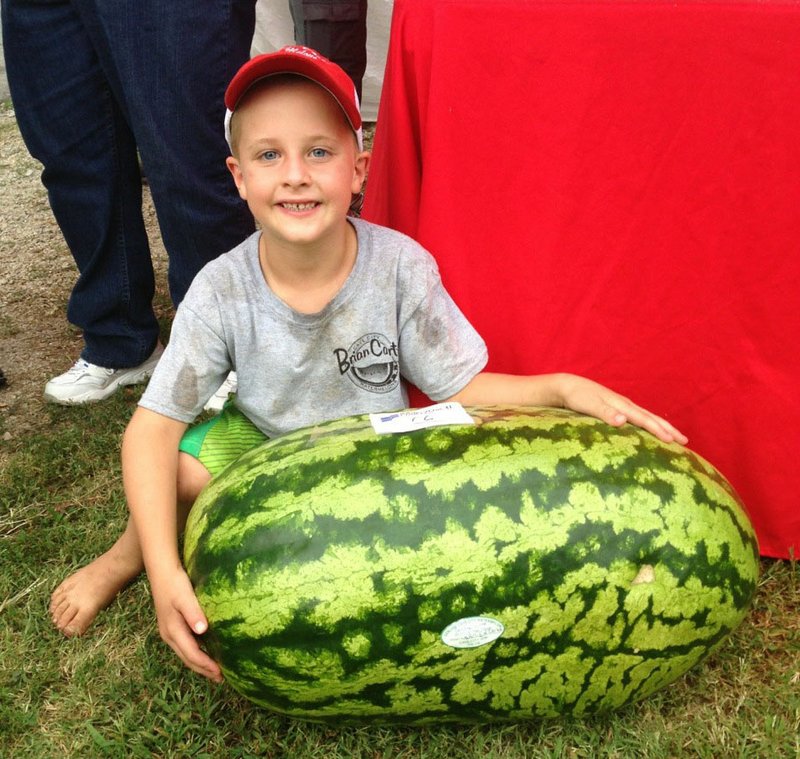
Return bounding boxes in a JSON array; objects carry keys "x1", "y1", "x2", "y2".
[{"x1": 179, "y1": 403, "x2": 267, "y2": 477}]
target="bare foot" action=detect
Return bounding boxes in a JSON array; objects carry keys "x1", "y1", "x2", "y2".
[
  {"x1": 50, "y1": 536, "x2": 143, "y2": 636},
  {"x1": 50, "y1": 460, "x2": 206, "y2": 636}
]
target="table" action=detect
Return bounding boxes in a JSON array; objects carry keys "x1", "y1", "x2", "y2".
[{"x1": 363, "y1": 0, "x2": 800, "y2": 559}]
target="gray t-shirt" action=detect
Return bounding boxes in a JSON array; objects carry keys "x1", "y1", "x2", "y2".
[{"x1": 140, "y1": 218, "x2": 488, "y2": 438}]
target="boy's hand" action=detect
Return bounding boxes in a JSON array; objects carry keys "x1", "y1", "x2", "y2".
[
  {"x1": 151, "y1": 569, "x2": 223, "y2": 683},
  {"x1": 449, "y1": 372, "x2": 687, "y2": 445},
  {"x1": 557, "y1": 375, "x2": 688, "y2": 445}
]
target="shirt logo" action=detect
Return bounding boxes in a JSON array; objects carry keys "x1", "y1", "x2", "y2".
[{"x1": 334, "y1": 333, "x2": 400, "y2": 394}]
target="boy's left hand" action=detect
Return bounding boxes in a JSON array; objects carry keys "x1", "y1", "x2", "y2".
[{"x1": 558, "y1": 375, "x2": 688, "y2": 445}]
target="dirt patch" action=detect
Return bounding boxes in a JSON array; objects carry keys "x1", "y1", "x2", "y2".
[{"x1": 0, "y1": 102, "x2": 170, "y2": 445}]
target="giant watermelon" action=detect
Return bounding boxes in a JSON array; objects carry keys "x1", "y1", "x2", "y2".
[{"x1": 183, "y1": 406, "x2": 759, "y2": 723}]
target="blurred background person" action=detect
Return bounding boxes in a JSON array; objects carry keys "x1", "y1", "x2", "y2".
[{"x1": 2, "y1": 0, "x2": 257, "y2": 405}]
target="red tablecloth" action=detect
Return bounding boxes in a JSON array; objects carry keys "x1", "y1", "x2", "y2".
[{"x1": 363, "y1": 0, "x2": 800, "y2": 559}]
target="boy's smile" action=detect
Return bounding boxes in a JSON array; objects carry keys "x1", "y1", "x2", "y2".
[
  {"x1": 226, "y1": 78, "x2": 369, "y2": 256},
  {"x1": 280, "y1": 202, "x2": 319, "y2": 212}
]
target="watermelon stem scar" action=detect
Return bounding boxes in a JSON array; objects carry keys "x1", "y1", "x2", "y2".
[{"x1": 632, "y1": 565, "x2": 656, "y2": 585}]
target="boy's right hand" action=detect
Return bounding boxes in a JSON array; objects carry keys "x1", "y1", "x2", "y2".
[{"x1": 151, "y1": 569, "x2": 223, "y2": 683}]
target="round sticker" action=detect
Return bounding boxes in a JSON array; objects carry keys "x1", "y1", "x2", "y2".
[{"x1": 441, "y1": 616, "x2": 504, "y2": 649}]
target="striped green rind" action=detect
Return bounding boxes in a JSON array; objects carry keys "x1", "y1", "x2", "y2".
[{"x1": 182, "y1": 406, "x2": 759, "y2": 723}]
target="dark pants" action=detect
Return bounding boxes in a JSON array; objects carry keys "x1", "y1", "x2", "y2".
[
  {"x1": 289, "y1": 0, "x2": 368, "y2": 101},
  {"x1": 2, "y1": 0, "x2": 257, "y2": 368}
]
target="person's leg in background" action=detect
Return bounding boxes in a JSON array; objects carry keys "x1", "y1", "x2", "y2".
[
  {"x1": 2, "y1": 0, "x2": 257, "y2": 404},
  {"x1": 101, "y1": 0, "x2": 257, "y2": 309},
  {"x1": 288, "y1": 0, "x2": 367, "y2": 100},
  {"x1": 2, "y1": 0, "x2": 161, "y2": 375},
  {"x1": 110, "y1": 0, "x2": 257, "y2": 414}
]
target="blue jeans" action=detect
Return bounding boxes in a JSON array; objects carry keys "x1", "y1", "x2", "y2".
[{"x1": 2, "y1": 0, "x2": 256, "y2": 368}]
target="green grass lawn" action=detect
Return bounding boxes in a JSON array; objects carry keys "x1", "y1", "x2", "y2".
[{"x1": 1, "y1": 393, "x2": 798, "y2": 758}]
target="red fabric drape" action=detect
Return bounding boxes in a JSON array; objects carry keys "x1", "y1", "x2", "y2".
[{"x1": 363, "y1": 0, "x2": 800, "y2": 559}]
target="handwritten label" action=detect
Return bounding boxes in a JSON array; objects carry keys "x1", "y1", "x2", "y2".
[{"x1": 370, "y1": 402, "x2": 474, "y2": 434}]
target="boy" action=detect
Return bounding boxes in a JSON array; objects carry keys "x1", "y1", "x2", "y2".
[{"x1": 50, "y1": 47, "x2": 687, "y2": 682}]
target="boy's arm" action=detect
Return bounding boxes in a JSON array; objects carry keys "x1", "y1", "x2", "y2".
[
  {"x1": 122, "y1": 407, "x2": 222, "y2": 682},
  {"x1": 447, "y1": 372, "x2": 687, "y2": 445}
]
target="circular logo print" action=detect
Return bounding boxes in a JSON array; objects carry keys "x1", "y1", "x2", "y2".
[{"x1": 336, "y1": 333, "x2": 400, "y2": 394}]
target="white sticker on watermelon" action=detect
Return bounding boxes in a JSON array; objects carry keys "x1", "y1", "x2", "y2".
[
  {"x1": 441, "y1": 616, "x2": 504, "y2": 648},
  {"x1": 370, "y1": 402, "x2": 474, "y2": 434}
]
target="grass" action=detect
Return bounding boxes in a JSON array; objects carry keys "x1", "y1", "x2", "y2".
[{"x1": 1, "y1": 395, "x2": 798, "y2": 758}]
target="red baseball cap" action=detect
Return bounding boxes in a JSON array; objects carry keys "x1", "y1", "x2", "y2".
[{"x1": 224, "y1": 45, "x2": 363, "y2": 151}]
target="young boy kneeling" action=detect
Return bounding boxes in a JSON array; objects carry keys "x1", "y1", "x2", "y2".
[{"x1": 51, "y1": 47, "x2": 686, "y2": 681}]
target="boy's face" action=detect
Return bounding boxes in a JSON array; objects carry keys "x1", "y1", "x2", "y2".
[{"x1": 226, "y1": 78, "x2": 369, "y2": 251}]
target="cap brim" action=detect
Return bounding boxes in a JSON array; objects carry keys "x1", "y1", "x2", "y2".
[{"x1": 224, "y1": 49, "x2": 363, "y2": 151}]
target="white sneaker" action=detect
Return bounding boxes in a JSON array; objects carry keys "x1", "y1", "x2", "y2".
[
  {"x1": 204, "y1": 371, "x2": 237, "y2": 413},
  {"x1": 44, "y1": 343, "x2": 164, "y2": 405}
]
